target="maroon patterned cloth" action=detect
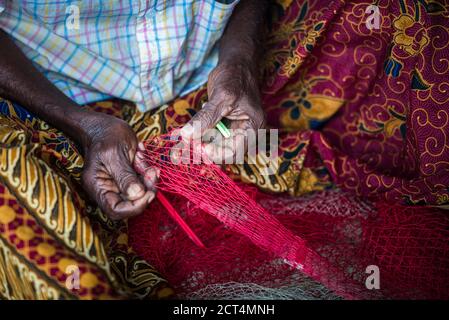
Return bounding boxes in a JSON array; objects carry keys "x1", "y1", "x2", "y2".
[{"x1": 250, "y1": 0, "x2": 449, "y2": 205}]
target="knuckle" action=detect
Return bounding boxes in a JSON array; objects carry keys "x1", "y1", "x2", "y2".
[
  {"x1": 193, "y1": 109, "x2": 214, "y2": 128},
  {"x1": 201, "y1": 109, "x2": 215, "y2": 124},
  {"x1": 247, "y1": 117, "x2": 258, "y2": 130},
  {"x1": 256, "y1": 116, "x2": 265, "y2": 129},
  {"x1": 115, "y1": 169, "x2": 136, "y2": 188}
]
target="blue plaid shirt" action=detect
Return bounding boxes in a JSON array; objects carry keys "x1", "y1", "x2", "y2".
[{"x1": 0, "y1": 0, "x2": 239, "y2": 111}]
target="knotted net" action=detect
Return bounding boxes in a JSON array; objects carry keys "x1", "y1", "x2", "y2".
[{"x1": 130, "y1": 134, "x2": 449, "y2": 299}]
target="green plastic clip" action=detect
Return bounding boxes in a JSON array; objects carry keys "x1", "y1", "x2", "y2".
[{"x1": 216, "y1": 121, "x2": 231, "y2": 138}]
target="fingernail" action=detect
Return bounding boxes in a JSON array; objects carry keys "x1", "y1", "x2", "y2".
[
  {"x1": 145, "y1": 168, "x2": 161, "y2": 183},
  {"x1": 127, "y1": 183, "x2": 143, "y2": 198},
  {"x1": 138, "y1": 142, "x2": 145, "y2": 151},
  {"x1": 135, "y1": 150, "x2": 143, "y2": 161},
  {"x1": 145, "y1": 168, "x2": 157, "y2": 182},
  {"x1": 134, "y1": 156, "x2": 145, "y2": 175}
]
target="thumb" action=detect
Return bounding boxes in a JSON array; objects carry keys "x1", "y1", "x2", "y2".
[
  {"x1": 110, "y1": 152, "x2": 146, "y2": 201},
  {"x1": 180, "y1": 102, "x2": 224, "y2": 140}
]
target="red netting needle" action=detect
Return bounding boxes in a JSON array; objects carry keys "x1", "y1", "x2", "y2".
[{"x1": 156, "y1": 191, "x2": 205, "y2": 248}]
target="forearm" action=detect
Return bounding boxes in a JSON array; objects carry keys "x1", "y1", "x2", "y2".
[
  {"x1": 0, "y1": 30, "x2": 93, "y2": 146},
  {"x1": 218, "y1": 0, "x2": 269, "y2": 76}
]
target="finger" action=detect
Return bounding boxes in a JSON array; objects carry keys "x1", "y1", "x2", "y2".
[
  {"x1": 103, "y1": 190, "x2": 154, "y2": 220},
  {"x1": 230, "y1": 120, "x2": 251, "y2": 149},
  {"x1": 95, "y1": 177, "x2": 120, "y2": 194},
  {"x1": 180, "y1": 102, "x2": 224, "y2": 141},
  {"x1": 81, "y1": 161, "x2": 103, "y2": 201},
  {"x1": 127, "y1": 141, "x2": 138, "y2": 164},
  {"x1": 225, "y1": 98, "x2": 266, "y2": 131},
  {"x1": 203, "y1": 129, "x2": 225, "y2": 164},
  {"x1": 138, "y1": 141, "x2": 146, "y2": 152},
  {"x1": 227, "y1": 129, "x2": 246, "y2": 164},
  {"x1": 169, "y1": 139, "x2": 191, "y2": 165},
  {"x1": 134, "y1": 148, "x2": 148, "y2": 176},
  {"x1": 142, "y1": 167, "x2": 159, "y2": 193},
  {"x1": 84, "y1": 164, "x2": 122, "y2": 192},
  {"x1": 109, "y1": 151, "x2": 147, "y2": 201},
  {"x1": 248, "y1": 108, "x2": 266, "y2": 131},
  {"x1": 203, "y1": 124, "x2": 249, "y2": 164}
]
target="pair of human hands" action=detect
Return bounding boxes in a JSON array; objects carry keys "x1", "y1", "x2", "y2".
[{"x1": 81, "y1": 62, "x2": 265, "y2": 220}]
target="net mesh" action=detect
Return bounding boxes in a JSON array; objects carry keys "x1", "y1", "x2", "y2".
[{"x1": 129, "y1": 134, "x2": 449, "y2": 300}]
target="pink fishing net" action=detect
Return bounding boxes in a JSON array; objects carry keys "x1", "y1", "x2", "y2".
[{"x1": 129, "y1": 133, "x2": 449, "y2": 300}]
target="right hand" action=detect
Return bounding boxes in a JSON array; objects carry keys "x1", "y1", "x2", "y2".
[{"x1": 79, "y1": 112, "x2": 158, "y2": 220}]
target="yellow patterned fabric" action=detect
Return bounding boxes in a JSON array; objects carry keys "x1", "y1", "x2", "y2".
[{"x1": 0, "y1": 100, "x2": 172, "y2": 299}]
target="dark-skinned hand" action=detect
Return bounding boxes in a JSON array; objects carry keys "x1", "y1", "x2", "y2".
[
  {"x1": 80, "y1": 112, "x2": 158, "y2": 220},
  {"x1": 180, "y1": 61, "x2": 265, "y2": 163}
]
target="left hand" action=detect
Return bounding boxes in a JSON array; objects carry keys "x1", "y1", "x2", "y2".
[{"x1": 180, "y1": 60, "x2": 265, "y2": 163}]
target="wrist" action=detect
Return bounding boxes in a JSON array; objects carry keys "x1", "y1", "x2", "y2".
[
  {"x1": 217, "y1": 56, "x2": 260, "y2": 81},
  {"x1": 218, "y1": 32, "x2": 263, "y2": 77},
  {"x1": 75, "y1": 109, "x2": 133, "y2": 154},
  {"x1": 57, "y1": 105, "x2": 105, "y2": 151}
]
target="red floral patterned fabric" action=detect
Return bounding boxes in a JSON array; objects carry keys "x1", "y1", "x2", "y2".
[{"x1": 249, "y1": 0, "x2": 449, "y2": 205}]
